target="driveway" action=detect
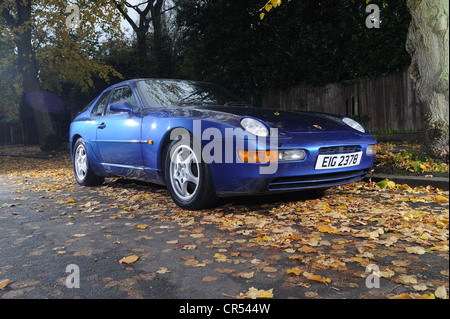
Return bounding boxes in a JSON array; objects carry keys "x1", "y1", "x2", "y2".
[{"x1": 0, "y1": 149, "x2": 448, "y2": 301}]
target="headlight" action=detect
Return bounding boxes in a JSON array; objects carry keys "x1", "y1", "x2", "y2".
[
  {"x1": 240, "y1": 118, "x2": 269, "y2": 137},
  {"x1": 342, "y1": 117, "x2": 366, "y2": 133}
]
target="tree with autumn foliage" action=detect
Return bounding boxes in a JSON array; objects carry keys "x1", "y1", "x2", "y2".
[{"x1": 0, "y1": 0, "x2": 123, "y2": 150}]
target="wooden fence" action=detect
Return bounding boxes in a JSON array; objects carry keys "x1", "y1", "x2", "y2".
[
  {"x1": 0, "y1": 122, "x2": 25, "y2": 145},
  {"x1": 260, "y1": 71, "x2": 424, "y2": 133}
]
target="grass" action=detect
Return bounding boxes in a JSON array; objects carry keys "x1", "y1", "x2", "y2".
[{"x1": 375, "y1": 142, "x2": 449, "y2": 177}]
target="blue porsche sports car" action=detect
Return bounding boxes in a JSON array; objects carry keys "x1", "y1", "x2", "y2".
[{"x1": 70, "y1": 79, "x2": 377, "y2": 210}]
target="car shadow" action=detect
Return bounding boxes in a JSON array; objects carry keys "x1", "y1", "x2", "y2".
[
  {"x1": 221, "y1": 189, "x2": 326, "y2": 208},
  {"x1": 107, "y1": 177, "x2": 326, "y2": 210}
]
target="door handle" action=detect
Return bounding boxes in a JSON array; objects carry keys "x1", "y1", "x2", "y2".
[{"x1": 97, "y1": 122, "x2": 106, "y2": 129}]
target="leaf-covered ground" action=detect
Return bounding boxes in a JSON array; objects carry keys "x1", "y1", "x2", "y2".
[
  {"x1": 0, "y1": 145, "x2": 448, "y2": 299},
  {"x1": 375, "y1": 141, "x2": 449, "y2": 176}
]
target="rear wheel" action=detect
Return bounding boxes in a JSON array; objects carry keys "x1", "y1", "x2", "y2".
[
  {"x1": 164, "y1": 134, "x2": 218, "y2": 210},
  {"x1": 73, "y1": 138, "x2": 104, "y2": 186}
]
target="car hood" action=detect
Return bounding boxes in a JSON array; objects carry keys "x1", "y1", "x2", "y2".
[{"x1": 193, "y1": 105, "x2": 353, "y2": 134}]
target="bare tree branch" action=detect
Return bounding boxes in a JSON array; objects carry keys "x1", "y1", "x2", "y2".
[{"x1": 111, "y1": 0, "x2": 139, "y2": 33}]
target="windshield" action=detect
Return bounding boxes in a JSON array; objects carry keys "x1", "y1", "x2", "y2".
[{"x1": 136, "y1": 79, "x2": 247, "y2": 109}]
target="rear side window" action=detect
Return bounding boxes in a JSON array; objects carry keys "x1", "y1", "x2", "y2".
[{"x1": 90, "y1": 91, "x2": 111, "y2": 117}]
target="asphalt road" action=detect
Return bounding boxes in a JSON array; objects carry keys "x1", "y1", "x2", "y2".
[{"x1": 0, "y1": 154, "x2": 448, "y2": 305}]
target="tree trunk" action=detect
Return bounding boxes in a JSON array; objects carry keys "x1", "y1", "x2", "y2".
[
  {"x1": 5, "y1": 0, "x2": 57, "y2": 150},
  {"x1": 406, "y1": 0, "x2": 449, "y2": 160},
  {"x1": 136, "y1": 29, "x2": 149, "y2": 77},
  {"x1": 151, "y1": 0, "x2": 172, "y2": 77}
]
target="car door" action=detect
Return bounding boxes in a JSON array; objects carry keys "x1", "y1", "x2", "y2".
[{"x1": 95, "y1": 85, "x2": 144, "y2": 168}]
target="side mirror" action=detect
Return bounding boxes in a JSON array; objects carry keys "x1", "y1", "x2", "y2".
[{"x1": 109, "y1": 102, "x2": 133, "y2": 114}]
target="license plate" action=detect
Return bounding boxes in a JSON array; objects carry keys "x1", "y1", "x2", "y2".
[{"x1": 315, "y1": 152, "x2": 363, "y2": 170}]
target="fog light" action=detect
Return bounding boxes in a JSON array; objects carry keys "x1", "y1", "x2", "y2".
[
  {"x1": 366, "y1": 144, "x2": 377, "y2": 155},
  {"x1": 278, "y1": 149, "x2": 306, "y2": 162}
]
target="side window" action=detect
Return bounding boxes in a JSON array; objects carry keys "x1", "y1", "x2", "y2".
[
  {"x1": 106, "y1": 86, "x2": 139, "y2": 115},
  {"x1": 90, "y1": 91, "x2": 111, "y2": 117}
]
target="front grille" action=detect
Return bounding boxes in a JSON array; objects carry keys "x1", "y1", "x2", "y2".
[
  {"x1": 268, "y1": 169, "x2": 370, "y2": 191},
  {"x1": 319, "y1": 145, "x2": 361, "y2": 155}
]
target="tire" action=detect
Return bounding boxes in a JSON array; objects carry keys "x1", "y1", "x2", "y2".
[
  {"x1": 164, "y1": 134, "x2": 218, "y2": 210},
  {"x1": 73, "y1": 138, "x2": 104, "y2": 186}
]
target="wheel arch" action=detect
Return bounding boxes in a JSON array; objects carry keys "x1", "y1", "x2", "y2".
[
  {"x1": 158, "y1": 127, "x2": 196, "y2": 185},
  {"x1": 71, "y1": 134, "x2": 82, "y2": 160}
]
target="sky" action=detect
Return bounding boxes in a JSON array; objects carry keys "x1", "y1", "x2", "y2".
[{"x1": 119, "y1": 0, "x2": 140, "y2": 36}]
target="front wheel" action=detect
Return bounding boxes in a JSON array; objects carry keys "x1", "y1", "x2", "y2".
[
  {"x1": 164, "y1": 135, "x2": 218, "y2": 210},
  {"x1": 73, "y1": 138, "x2": 104, "y2": 186}
]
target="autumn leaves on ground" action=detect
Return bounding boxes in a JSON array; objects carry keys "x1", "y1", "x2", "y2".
[{"x1": 0, "y1": 143, "x2": 448, "y2": 299}]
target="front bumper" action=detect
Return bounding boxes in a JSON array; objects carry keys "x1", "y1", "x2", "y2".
[{"x1": 209, "y1": 131, "x2": 376, "y2": 197}]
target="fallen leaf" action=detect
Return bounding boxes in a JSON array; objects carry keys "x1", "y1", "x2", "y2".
[
  {"x1": 215, "y1": 268, "x2": 234, "y2": 274},
  {"x1": 418, "y1": 233, "x2": 428, "y2": 240},
  {"x1": 202, "y1": 276, "x2": 217, "y2": 282},
  {"x1": 405, "y1": 246, "x2": 426, "y2": 255},
  {"x1": 184, "y1": 259, "x2": 199, "y2": 267},
  {"x1": 412, "y1": 284, "x2": 428, "y2": 292},
  {"x1": 435, "y1": 286, "x2": 447, "y2": 299},
  {"x1": 390, "y1": 293, "x2": 413, "y2": 299},
  {"x1": 388, "y1": 293, "x2": 436, "y2": 299},
  {"x1": 377, "y1": 178, "x2": 396, "y2": 189},
  {"x1": 410, "y1": 293, "x2": 435, "y2": 299},
  {"x1": 234, "y1": 272, "x2": 254, "y2": 279},
  {"x1": 156, "y1": 267, "x2": 171, "y2": 274},
  {"x1": 119, "y1": 255, "x2": 139, "y2": 265},
  {"x1": 0, "y1": 279, "x2": 10, "y2": 290},
  {"x1": 307, "y1": 274, "x2": 331, "y2": 285},
  {"x1": 367, "y1": 228, "x2": 384, "y2": 239},
  {"x1": 263, "y1": 266, "x2": 277, "y2": 273},
  {"x1": 214, "y1": 253, "x2": 228, "y2": 262},
  {"x1": 286, "y1": 267, "x2": 302, "y2": 276},
  {"x1": 317, "y1": 225, "x2": 338, "y2": 234},
  {"x1": 398, "y1": 274, "x2": 417, "y2": 285},
  {"x1": 178, "y1": 218, "x2": 195, "y2": 227},
  {"x1": 434, "y1": 195, "x2": 449, "y2": 203},
  {"x1": 379, "y1": 268, "x2": 395, "y2": 278},
  {"x1": 299, "y1": 245, "x2": 316, "y2": 253},
  {"x1": 239, "y1": 287, "x2": 274, "y2": 299},
  {"x1": 392, "y1": 260, "x2": 410, "y2": 267}
]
